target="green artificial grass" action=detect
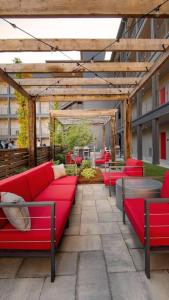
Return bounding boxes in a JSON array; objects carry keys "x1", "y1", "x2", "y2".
[{"x1": 144, "y1": 162, "x2": 169, "y2": 178}]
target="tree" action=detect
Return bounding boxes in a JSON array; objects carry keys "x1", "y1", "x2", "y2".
[
  {"x1": 13, "y1": 58, "x2": 29, "y2": 148},
  {"x1": 64, "y1": 122, "x2": 93, "y2": 151}
]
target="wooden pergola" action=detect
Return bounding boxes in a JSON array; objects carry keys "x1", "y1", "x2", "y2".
[
  {"x1": 50, "y1": 109, "x2": 117, "y2": 161},
  {"x1": 0, "y1": 0, "x2": 169, "y2": 166}
]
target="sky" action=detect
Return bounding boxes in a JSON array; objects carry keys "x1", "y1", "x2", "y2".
[{"x1": 0, "y1": 18, "x2": 121, "y2": 63}]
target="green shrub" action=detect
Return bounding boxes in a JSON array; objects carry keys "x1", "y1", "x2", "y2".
[
  {"x1": 54, "y1": 160, "x2": 60, "y2": 165},
  {"x1": 80, "y1": 159, "x2": 91, "y2": 170},
  {"x1": 81, "y1": 168, "x2": 96, "y2": 179},
  {"x1": 55, "y1": 153, "x2": 65, "y2": 164},
  {"x1": 65, "y1": 164, "x2": 77, "y2": 176}
]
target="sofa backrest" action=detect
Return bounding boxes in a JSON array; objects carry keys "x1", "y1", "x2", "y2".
[
  {"x1": 160, "y1": 171, "x2": 169, "y2": 198},
  {"x1": 0, "y1": 173, "x2": 32, "y2": 201},
  {"x1": 25, "y1": 162, "x2": 53, "y2": 199},
  {"x1": 0, "y1": 173, "x2": 32, "y2": 228},
  {"x1": 124, "y1": 158, "x2": 143, "y2": 176},
  {"x1": 104, "y1": 152, "x2": 111, "y2": 162}
]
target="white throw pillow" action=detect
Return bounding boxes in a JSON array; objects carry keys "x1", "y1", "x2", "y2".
[
  {"x1": 52, "y1": 164, "x2": 66, "y2": 179},
  {"x1": 1, "y1": 192, "x2": 31, "y2": 231}
]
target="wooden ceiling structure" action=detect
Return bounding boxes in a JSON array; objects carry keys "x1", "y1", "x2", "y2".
[{"x1": 0, "y1": 0, "x2": 169, "y2": 166}]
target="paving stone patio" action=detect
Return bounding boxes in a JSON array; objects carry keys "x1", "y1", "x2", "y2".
[{"x1": 1, "y1": 184, "x2": 169, "y2": 300}]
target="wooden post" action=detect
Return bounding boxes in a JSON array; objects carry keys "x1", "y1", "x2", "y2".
[
  {"x1": 28, "y1": 97, "x2": 37, "y2": 167},
  {"x1": 102, "y1": 125, "x2": 106, "y2": 150},
  {"x1": 111, "y1": 115, "x2": 116, "y2": 161},
  {"x1": 50, "y1": 116, "x2": 55, "y2": 160},
  {"x1": 123, "y1": 99, "x2": 132, "y2": 160}
]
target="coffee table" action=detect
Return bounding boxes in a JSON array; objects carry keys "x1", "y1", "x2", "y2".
[{"x1": 115, "y1": 178, "x2": 162, "y2": 211}]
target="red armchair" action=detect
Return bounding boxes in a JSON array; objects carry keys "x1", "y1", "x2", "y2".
[
  {"x1": 95, "y1": 151, "x2": 111, "y2": 165},
  {"x1": 122, "y1": 171, "x2": 169, "y2": 278}
]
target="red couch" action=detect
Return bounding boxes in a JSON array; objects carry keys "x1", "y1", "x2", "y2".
[
  {"x1": 123, "y1": 171, "x2": 169, "y2": 278},
  {"x1": 103, "y1": 158, "x2": 143, "y2": 187},
  {"x1": 0, "y1": 161, "x2": 78, "y2": 282},
  {"x1": 95, "y1": 151, "x2": 111, "y2": 165}
]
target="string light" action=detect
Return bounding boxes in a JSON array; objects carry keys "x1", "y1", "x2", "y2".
[{"x1": 0, "y1": 0, "x2": 168, "y2": 97}]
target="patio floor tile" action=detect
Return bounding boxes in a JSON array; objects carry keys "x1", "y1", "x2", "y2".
[
  {"x1": 77, "y1": 251, "x2": 111, "y2": 300},
  {"x1": 0, "y1": 278, "x2": 44, "y2": 300},
  {"x1": 109, "y1": 272, "x2": 152, "y2": 300},
  {"x1": 17, "y1": 253, "x2": 78, "y2": 277},
  {"x1": 101, "y1": 234, "x2": 135, "y2": 272},
  {"x1": 80, "y1": 222, "x2": 120, "y2": 235},
  {"x1": 130, "y1": 249, "x2": 169, "y2": 271},
  {"x1": 40, "y1": 276, "x2": 76, "y2": 300},
  {"x1": 59, "y1": 235, "x2": 102, "y2": 252},
  {"x1": 0, "y1": 258, "x2": 23, "y2": 278},
  {"x1": 98, "y1": 212, "x2": 122, "y2": 222}
]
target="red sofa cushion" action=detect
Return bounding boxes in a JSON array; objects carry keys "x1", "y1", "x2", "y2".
[
  {"x1": 103, "y1": 172, "x2": 126, "y2": 186},
  {"x1": 26, "y1": 166, "x2": 49, "y2": 199},
  {"x1": 51, "y1": 176, "x2": 78, "y2": 185},
  {"x1": 125, "y1": 198, "x2": 169, "y2": 247},
  {"x1": 0, "y1": 201, "x2": 71, "y2": 250},
  {"x1": 160, "y1": 171, "x2": 169, "y2": 198},
  {"x1": 35, "y1": 184, "x2": 76, "y2": 203},
  {"x1": 123, "y1": 158, "x2": 143, "y2": 176},
  {"x1": 95, "y1": 158, "x2": 105, "y2": 165},
  {"x1": 0, "y1": 209, "x2": 8, "y2": 229},
  {"x1": 43, "y1": 161, "x2": 54, "y2": 185},
  {"x1": 0, "y1": 173, "x2": 32, "y2": 201}
]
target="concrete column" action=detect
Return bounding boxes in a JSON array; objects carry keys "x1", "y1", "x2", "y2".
[
  {"x1": 137, "y1": 125, "x2": 142, "y2": 160},
  {"x1": 152, "y1": 74, "x2": 159, "y2": 110},
  {"x1": 152, "y1": 118, "x2": 159, "y2": 165},
  {"x1": 136, "y1": 92, "x2": 142, "y2": 118}
]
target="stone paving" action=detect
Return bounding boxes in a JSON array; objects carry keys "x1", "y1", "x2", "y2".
[{"x1": 1, "y1": 184, "x2": 169, "y2": 299}]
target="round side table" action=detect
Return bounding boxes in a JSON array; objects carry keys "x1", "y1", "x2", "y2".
[{"x1": 115, "y1": 178, "x2": 162, "y2": 211}]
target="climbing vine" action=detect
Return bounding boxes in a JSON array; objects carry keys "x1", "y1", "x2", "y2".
[{"x1": 14, "y1": 58, "x2": 29, "y2": 148}]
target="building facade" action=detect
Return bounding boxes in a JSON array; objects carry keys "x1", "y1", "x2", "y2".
[{"x1": 114, "y1": 18, "x2": 169, "y2": 166}]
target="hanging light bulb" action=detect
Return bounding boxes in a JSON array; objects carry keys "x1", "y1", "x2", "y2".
[{"x1": 154, "y1": 5, "x2": 160, "y2": 17}]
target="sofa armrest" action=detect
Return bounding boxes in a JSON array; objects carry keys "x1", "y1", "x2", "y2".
[{"x1": 0, "y1": 201, "x2": 56, "y2": 246}]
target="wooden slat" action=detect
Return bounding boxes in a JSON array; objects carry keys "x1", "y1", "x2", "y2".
[
  {"x1": 0, "y1": 67, "x2": 31, "y2": 98},
  {"x1": 0, "y1": 62, "x2": 153, "y2": 73},
  {"x1": 38, "y1": 95, "x2": 127, "y2": 102},
  {"x1": 129, "y1": 46, "x2": 169, "y2": 99},
  {"x1": 0, "y1": 1, "x2": 168, "y2": 17},
  {"x1": 28, "y1": 98, "x2": 37, "y2": 167},
  {"x1": 50, "y1": 109, "x2": 117, "y2": 118},
  {"x1": 15, "y1": 77, "x2": 141, "y2": 86},
  {"x1": 123, "y1": 99, "x2": 132, "y2": 160},
  {"x1": 27, "y1": 87, "x2": 131, "y2": 96},
  {"x1": 1, "y1": 39, "x2": 169, "y2": 52},
  {"x1": 111, "y1": 115, "x2": 116, "y2": 161}
]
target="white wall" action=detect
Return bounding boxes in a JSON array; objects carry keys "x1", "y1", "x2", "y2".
[
  {"x1": 132, "y1": 132, "x2": 137, "y2": 158},
  {"x1": 142, "y1": 128, "x2": 152, "y2": 162}
]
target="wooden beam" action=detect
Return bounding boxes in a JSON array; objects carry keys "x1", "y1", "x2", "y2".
[
  {"x1": 0, "y1": 67, "x2": 31, "y2": 99},
  {"x1": 26, "y1": 87, "x2": 131, "y2": 96},
  {"x1": 15, "y1": 77, "x2": 140, "y2": 86},
  {"x1": 123, "y1": 99, "x2": 132, "y2": 160},
  {"x1": 0, "y1": 62, "x2": 153, "y2": 73},
  {"x1": 1, "y1": 39, "x2": 169, "y2": 52},
  {"x1": 129, "y1": 47, "x2": 169, "y2": 99},
  {"x1": 102, "y1": 125, "x2": 106, "y2": 150},
  {"x1": 0, "y1": 1, "x2": 168, "y2": 17},
  {"x1": 38, "y1": 95, "x2": 127, "y2": 102},
  {"x1": 50, "y1": 109, "x2": 117, "y2": 118},
  {"x1": 111, "y1": 115, "x2": 116, "y2": 161},
  {"x1": 50, "y1": 116, "x2": 55, "y2": 160},
  {"x1": 28, "y1": 98, "x2": 37, "y2": 167}
]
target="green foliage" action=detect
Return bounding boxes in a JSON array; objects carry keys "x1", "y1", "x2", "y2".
[
  {"x1": 65, "y1": 164, "x2": 77, "y2": 176},
  {"x1": 64, "y1": 122, "x2": 93, "y2": 151},
  {"x1": 80, "y1": 159, "x2": 91, "y2": 170},
  {"x1": 54, "y1": 153, "x2": 65, "y2": 164},
  {"x1": 144, "y1": 162, "x2": 168, "y2": 178},
  {"x1": 81, "y1": 168, "x2": 96, "y2": 179},
  {"x1": 13, "y1": 58, "x2": 29, "y2": 148},
  {"x1": 54, "y1": 160, "x2": 60, "y2": 165}
]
